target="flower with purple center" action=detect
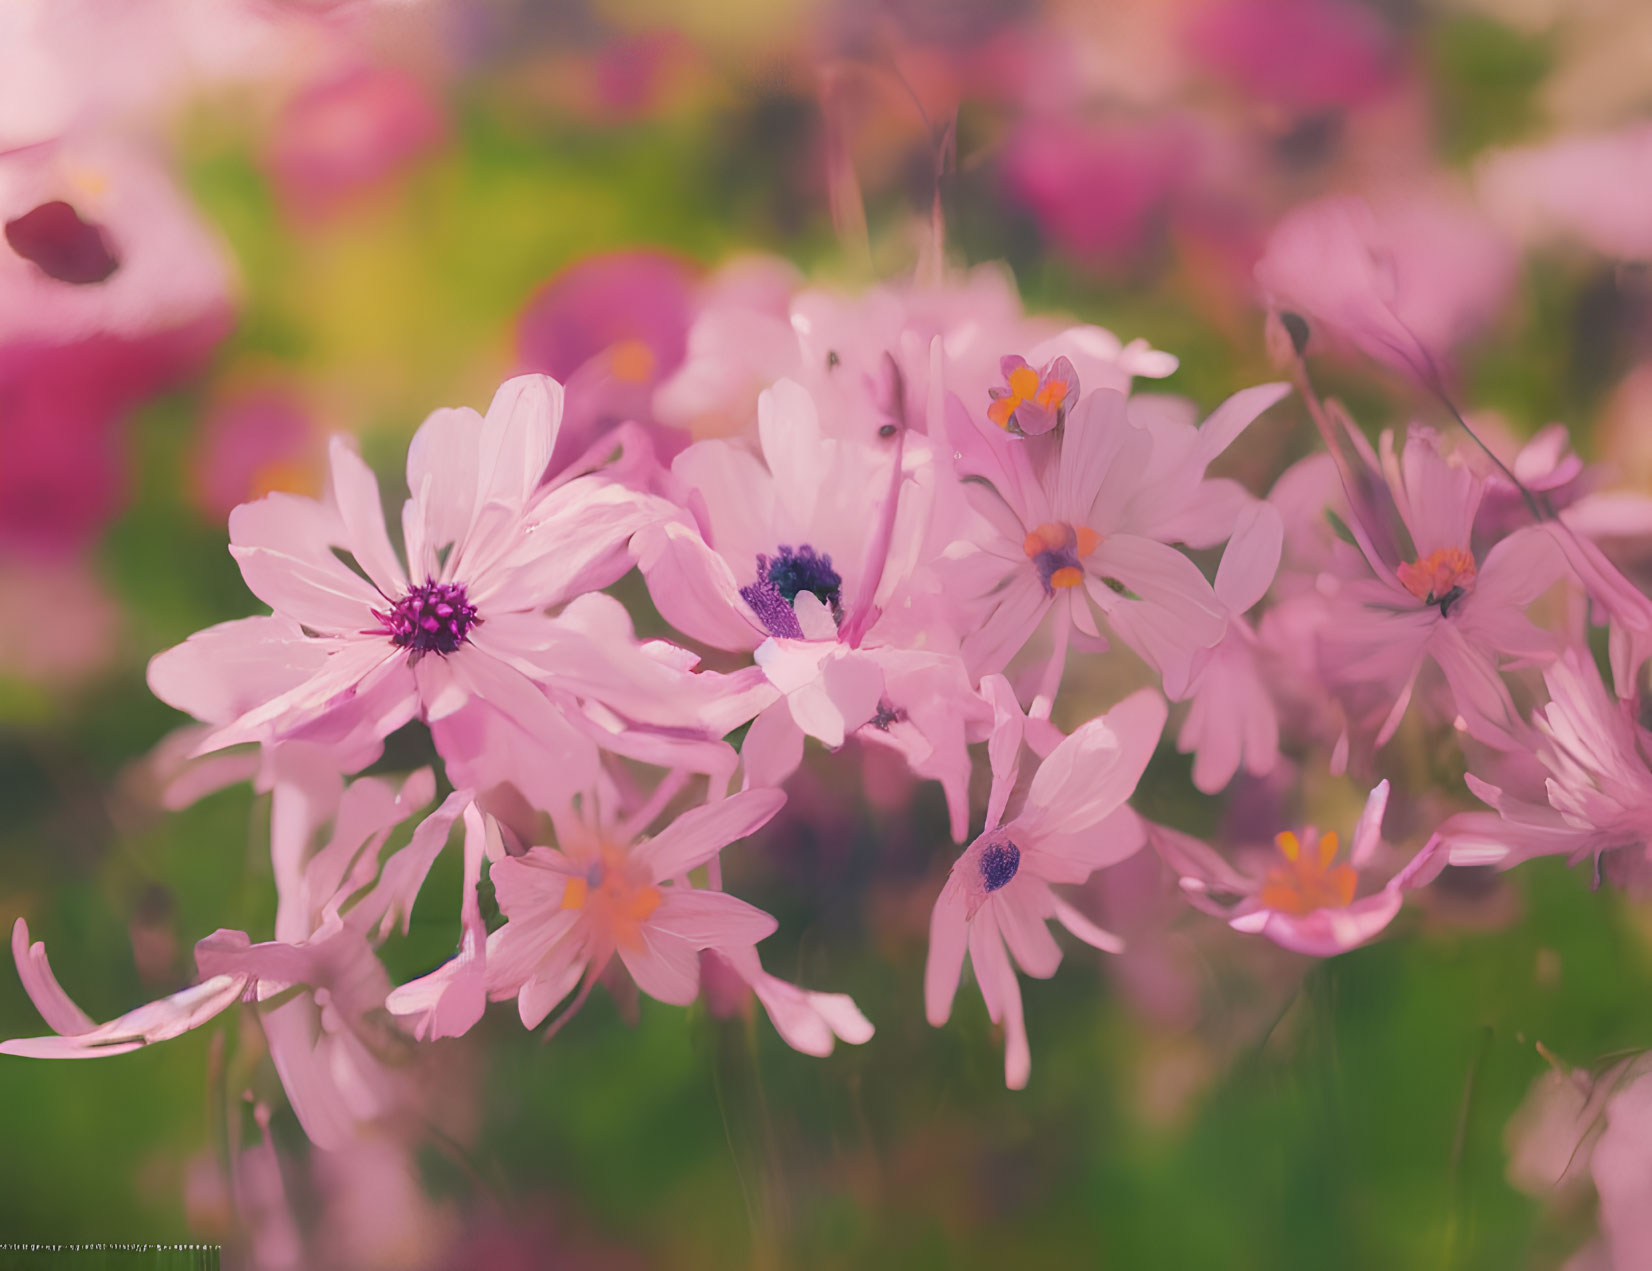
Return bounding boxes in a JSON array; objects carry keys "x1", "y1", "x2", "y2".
[
  {"x1": 978, "y1": 839, "x2": 1020, "y2": 892},
  {"x1": 738, "y1": 544, "x2": 842, "y2": 639},
  {"x1": 372, "y1": 579, "x2": 481, "y2": 658}
]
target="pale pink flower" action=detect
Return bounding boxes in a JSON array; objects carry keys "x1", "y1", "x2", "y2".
[
  {"x1": 944, "y1": 382, "x2": 1287, "y2": 701},
  {"x1": 1155, "y1": 779, "x2": 1445, "y2": 956},
  {"x1": 1442, "y1": 648, "x2": 1652, "y2": 878},
  {"x1": 460, "y1": 789, "x2": 789, "y2": 1035},
  {"x1": 1316, "y1": 427, "x2": 1566, "y2": 748},
  {"x1": 147, "y1": 375, "x2": 712, "y2": 801},
  {"x1": 1255, "y1": 192, "x2": 1515, "y2": 386},
  {"x1": 926, "y1": 688, "x2": 1165, "y2": 1088}
]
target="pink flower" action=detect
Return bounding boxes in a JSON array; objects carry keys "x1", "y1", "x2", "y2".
[
  {"x1": 148, "y1": 375, "x2": 700, "y2": 799},
  {"x1": 926, "y1": 688, "x2": 1166, "y2": 1088},
  {"x1": 944, "y1": 382, "x2": 1287, "y2": 701},
  {"x1": 1442, "y1": 649, "x2": 1652, "y2": 878},
  {"x1": 1478, "y1": 124, "x2": 1652, "y2": 261},
  {"x1": 1316, "y1": 427, "x2": 1565, "y2": 748},
  {"x1": 1184, "y1": 0, "x2": 1400, "y2": 113},
  {"x1": 1155, "y1": 779, "x2": 1445, "y2": 956},
  {"x1": 263, "y1": 65, "x2": 448, "y2": 222},
  {"x1": 474, "y1": 789, "x2": 789, "y2": 1033},
  {"x1": 1255, "y1": 193, "x2": 1514, "y2": 386},
  {"x1": 516, "y1": 249, "x2": 698, "y2": 473}
]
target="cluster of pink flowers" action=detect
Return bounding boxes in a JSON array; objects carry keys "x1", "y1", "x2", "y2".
[{"x1": 11, "y1": 198, "x2": 1652, "y2": 1136}]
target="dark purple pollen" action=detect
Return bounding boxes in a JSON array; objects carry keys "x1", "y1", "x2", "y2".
[
  {"x1": 372, "y1": 579, "x2": 480, "y2": 657},
  {"x1": 5, "y1": 201, "x2": 120, "y2": 285},
  {"x1": 739, "y1": 544, "x2": 843, "y2": 639},
  {"x1": 978, "y1": 840, "x2": 1020, "y2": 893}
]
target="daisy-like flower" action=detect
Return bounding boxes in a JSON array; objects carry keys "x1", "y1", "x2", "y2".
[
  {"x1": 637, "y1": 373, "x2": 990, "y2": 837},
  {"x1": 437, "y1": 788, "x2": 802, "y2": 1036},
  {"x1": 1155, "y1": 779, "x2": 1444, "y2": 956},
  {"x1": 1316, "y1": 426, "x2": 1566, "y2": 748},
  {"x1": 944, "y1": 382, "x2": 1287, "y2": 702},
  {"x1": 926, "y1": 688, "x2": 1166, "y2": 1089},
  {"x1": 148, "y1": 375, "x2": 707, "y2": 803}
]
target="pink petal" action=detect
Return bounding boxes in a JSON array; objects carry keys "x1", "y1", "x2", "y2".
[
  {"x1": 924, "y1": 875, "x2": 969, "y2": 1027},
  {"x1": 474, "y1": 374, "x2": 559, "y2": 513},
  {"x1": 991, "y1": 883, "x2": 1063, "y2": 979},
  {"x1": 618, "y1": 928, "x2": 701, "y2": 1005},
  {"x1": 1348, "y1": 779, "x2": 1390, "y2": 869},
  {"x1": 326, "y1": 437, "x2": 407, "y2": 596},
  {"x1": 1050, "y1": 895, "x2": 1125, "y2": 953},
  {"x1": 228, "y1": 493, "x2": 380, "y2": 634},
  {"x1": 649, "y1": 889, "x2": 779, "y2": 947},
  {"x1": 146, "y1": 616, "x2": 332, "y2": 727},
  {"x1": 968, "y1": 916, "x2": 1031, "y2": 1089},
  {"x1": 635, "y1": 788, "x2": 786, "y2": 881},
  {"x1": 1021, "y1": 687, "x2": 1166, "y2": 839},
  {"x1": 633, "y1": 519, "x2": 765, "y2": 651},
  {"x1": 1214, "y1": 502, "x2": 1284, "y2": 615}
]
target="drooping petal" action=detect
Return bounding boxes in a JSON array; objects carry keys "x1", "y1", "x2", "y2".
[{"x1": 635, "y1": 789, "x2": 786, "y2": 881}]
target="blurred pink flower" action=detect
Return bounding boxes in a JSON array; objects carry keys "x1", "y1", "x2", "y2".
[
  {"x1": 926, "y1": 688, "x2": 1165, "y2": 1088},
  {"x1": 1478, "y1": 125, "x2": 1652, "y2": 261},
  {"x1": 1156, "y1": 779, "x2": 1445, "y2": 956},
  {"x1": 475, "y1": 789, "x2": 791, "y2": 1034},
  {"x1": 264, "y1": 65, "x2": 448, "y2": 221},
  {"x1": 516, "y1": 250, "x2": 697, "y2": 472},
  {"x1": 1184, "y1": 0, "x2": 1400, "y2": 113},
  {"x1": 192, "y1": 385, "x2": 323, "y2": 520},
  {"x1": 1255, "y1": 192, "x2": 1515, "y2": 385}
]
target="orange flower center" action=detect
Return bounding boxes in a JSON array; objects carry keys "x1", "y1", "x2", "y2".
[
  {"x1": 1258, "y1": 830, "x2": 1358, "y2": 916},
  {"x1": 609, "y1": 338, "x2": 657, "y2": 384},
  {"x1": 1022, "y1": 521, "x2": 1099, "y2": 591},
  {"x1": 561, "y1": 844, "x2": 662, "y2": 951},
  {"x1": 1395, "y1": 547, "x2": 1477, "y2": 610}
]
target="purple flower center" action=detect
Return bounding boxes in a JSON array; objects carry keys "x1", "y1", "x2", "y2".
[
  {"x1": 373, "y1": 580, "x2": 480, "y2": 657},
  {"x1": 978, "y1": 840, "x2": 1020, "y2": 893},
  {"x1": 5, "y1": 201, "x2": 120, "y2": 285},
  {"x1": 739, "y1": 544, "x2": 843, "y2": 639}
]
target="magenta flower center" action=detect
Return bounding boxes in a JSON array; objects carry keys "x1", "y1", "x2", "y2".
[
  {"x1": 373, "y1": 580, "x2": 480, "y2": 657},
  {"x1": 978, "y1": 840, "x2": 1021, "y2": 892}
]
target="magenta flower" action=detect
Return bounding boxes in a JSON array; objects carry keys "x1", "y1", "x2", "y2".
[
  {"x1": 1156, "y1": 780, "x2": 1444, "y2": 957},
  {"x1": 945, "y1": 382, "x2": 1287, "y2": 700},
  {"x1": 926, "y1": 688, "x2": 1165, "y2": 1088},
  {"x1": 148, "y1": 375, "x2": 696, "y2": 799}
]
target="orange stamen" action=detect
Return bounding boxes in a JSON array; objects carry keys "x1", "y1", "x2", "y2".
[
  {"x1": 1395, "y1": 546, "x2": 1477, "y2": 605},
  {"x1": 1048, "y1": 566, "x2": 1083, "y2": 589},
  {"x1": 1259, "y1": 828, "x2": 1358, "y2": 916}
]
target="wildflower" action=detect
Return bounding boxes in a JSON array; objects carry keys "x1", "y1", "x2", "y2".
[
  {"x1": 986, "y1": 354, "x2": 1079, "y2": 436},
  {"x1": 945, "y1": 383, "x2": 1287, "y2": 702},
  {"x1": 1156, "y1": 780, "x2": 1444, "y2": 956},
  {"x1": 147, "y1": 375, "x2": 713, "y2": 802},
  {"x1": 926, "y1": 688, "x2": 1165, "y2": 1088}
]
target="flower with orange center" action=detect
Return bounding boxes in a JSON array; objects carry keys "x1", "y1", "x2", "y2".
[
  {"x1": 1022, "y1": 521, "x2": 1100, "y2": 593},
  {"x1": 561, "y1": 844, "x2": 663, "y2": 953},
  {"x1": 986, "y1": 354, "x2": 1079, "y2": 435},
  {"x1": 1394, "y1": 546, "x2": 1477, "y2": 613},
  {"x1": 1258, "y1": 829, "x2": 1358, "y2": 916},
  {"x1": 608, "y1": 338, "x2": 657, "y2": 384}
]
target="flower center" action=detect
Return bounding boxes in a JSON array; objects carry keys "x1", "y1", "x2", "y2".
[
  {"x1": 1023, "y1": 522, "x2": 1099, "y2": 594},
  {"x1": 739, "y1": 544, "x2": 843, "y2": 639},
  {"x1": 978, "y1": 839, "x2": 1021, "y2": 893},
  {"x1": 561, "y1": 845, "x2": 663, "y2": 952},
  {"x1": 4, "y1": 201, "x2": 119, "y2": 285},
  {"x1": 987, "y1": 355, "x2": 1079, "y2": 435},
  {"x1": 1258, "y1": 830, "x2": 1358, "y2": 916},
  {"x1": 1395, "y1": 547, "x2": 1476, "y2": 616},
  {"x1": 373, "y1": 579, "x2": 480, "y2": 657}
]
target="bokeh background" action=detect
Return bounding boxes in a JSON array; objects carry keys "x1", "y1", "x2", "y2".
[{"x1": 4, "y1": 1, "x2": 1652, "y2": 1267}]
